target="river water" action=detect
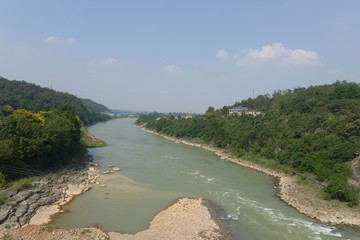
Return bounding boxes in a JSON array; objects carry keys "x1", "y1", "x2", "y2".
[{"x1": 51, "y1": 118, "x2": 359, "y2": 239}]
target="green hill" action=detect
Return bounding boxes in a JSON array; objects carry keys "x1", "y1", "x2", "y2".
[
  {"x1": 80, "y1": 98, "x2": 111, "y2": 113},
  {"x1": 137, "y1": 81, "x2": 360, "y2": 206},
  {"x1": 0, "y1": 77, "x2": 111, "y2": 125}
]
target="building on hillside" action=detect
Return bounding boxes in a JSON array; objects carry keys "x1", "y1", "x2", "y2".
[
  {"x1": 184, "y1": 114, "x2": 193, "y2": 119},
  {"x1": 229, "y1": 106, "x2": 261, "y2": 116}
]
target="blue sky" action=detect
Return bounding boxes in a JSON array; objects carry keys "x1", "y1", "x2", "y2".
[{"x1": 1, "y1": 0, "x2": 359, "y2": 113}]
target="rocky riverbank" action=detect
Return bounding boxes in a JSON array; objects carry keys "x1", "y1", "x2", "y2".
[
  {"x1": 0, "y1": 162, "x2": 100, "y2": 237},
  {"x1": 136, "y1": 125, "x2": 360, "y2": 228}
]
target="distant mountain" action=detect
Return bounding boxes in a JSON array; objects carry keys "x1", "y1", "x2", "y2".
[
  {"x1": 0, "y1": 77, "x2": 111, "y2": 125},
  {"x1": 80, "y1": 98, "x2": 111, "y2": 113}
]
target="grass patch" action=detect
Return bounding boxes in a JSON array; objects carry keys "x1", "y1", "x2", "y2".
[
  {"x1": 80, "y1": 128, "x2": 107, "y2": 148},
  {"x1": 241, "y1": 154, "x2": 293, "y2": 174},
  {"x1": 0, "y1": 193, "x2": 6, "y2": 206},
  {"x1": 45, "y1": 224, "x2": 59, "y2": 232},
  {"x1": 295, "y1": 176, "x2": 315, "y2": 187},
  {"x1": 0, "y1": 234, "x2": 12, "y2": 240},
  {"x1": 80, "y1": 229, "x2": 91, "y2": 235},
  {"x1": 12, "y1": 177, "x2": 35, "y2": 190}
]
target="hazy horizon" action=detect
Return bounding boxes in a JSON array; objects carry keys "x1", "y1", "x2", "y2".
[{"x1": 1, "y1": 1, "x2": 359, "y2": 113}]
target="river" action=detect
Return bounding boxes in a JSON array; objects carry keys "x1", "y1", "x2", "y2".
[{"x1": 51, "y1": 118, "x2": 359, "y2": 239}]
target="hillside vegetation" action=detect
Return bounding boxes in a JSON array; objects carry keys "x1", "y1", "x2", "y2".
[
  {"x1": 80, "y1": 98, "x2": 111, "y2": 113},
  {"x1": 0, "y1": 77, "x2": 111, "y2": 184},
  {"x1": 0, "y1": 77, "x2": 111, "y2": 125},
  {"x1": 0, "y1": 105, "x2": 83, "y2": 181},
  {"x1": 137, "y1": 81, "x2": 360, "y2": 206}
]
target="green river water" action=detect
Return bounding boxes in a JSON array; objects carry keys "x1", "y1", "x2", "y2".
[{"x1": 51, "y1": 118, "x2": 359, "y2": 239}]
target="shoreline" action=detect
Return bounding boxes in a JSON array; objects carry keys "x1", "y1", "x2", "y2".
[
  {"x1": 28, "y1": 163, "x2": 101, "y2": 226},
  {"x1": 1, "y1": 153, "x2": 230, "y2": 240},
  {"x1": 136, "y1": 124, "x2": 360, "y2": 228},
  {"x1": 6, "y1": 197, "x2": 230, "y2": 240},
  {"x1": 0, "y1": 161, "x2": 101, "y2": 236}
]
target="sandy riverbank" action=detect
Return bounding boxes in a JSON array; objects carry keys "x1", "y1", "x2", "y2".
[
  {"x1": 136, "y1": 125, "x2": 360, "y2": 228},
  {"x1": 8, "y1": 198, "x2": 230, "y2": 240},
  {"x1": 108, "y1": 198, "x2": 230, "y2": 240}
]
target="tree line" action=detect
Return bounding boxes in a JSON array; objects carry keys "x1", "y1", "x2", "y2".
[{"x1": 136, "y1": 81, "x2": 360, "y2": 206}]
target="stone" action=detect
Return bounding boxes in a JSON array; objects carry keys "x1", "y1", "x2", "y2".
[
  {"x1": 10, "y1": 215, "x2": 20, "y2": 228},
  {"x1": 13, "y1": 190, "x2": 33, "y2": 205},
  {"x1": 0, "y1": 206, "x2": 12, "y2": 223},
  {"x1": 26, "y1": 193, "x2": 41, "y2": 204},
  {"x1": 4, "y1": 187, "x2": 19, "y2": 199},
  {"x1": 112, "y1": 167, "x2": 121, "y2": 171},
  {"x1": 15, "y1": 203, "x2": 29, "y2": 217}
]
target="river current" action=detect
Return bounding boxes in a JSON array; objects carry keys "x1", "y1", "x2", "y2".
[{"x1": 51, "y1": 118, "x2": 359, "y2": 239}]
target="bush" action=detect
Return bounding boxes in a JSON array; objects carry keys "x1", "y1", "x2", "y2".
[
  {"x1": 0, "y1": 193, "x2": 6, "y2": 206},
  {"x1": 14, "y1": 178, "x2": 33, "y2": 190},
  {"x1": 324, "y1": 174, "x2": 359, "y2": 206},
  {"x1": 0, "y1": 173, "x2": 7, "y2": 187}
]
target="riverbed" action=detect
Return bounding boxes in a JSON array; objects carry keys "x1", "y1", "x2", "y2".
[{"x1": 51, "y1": 118, "x2": 360, "y2": 239}]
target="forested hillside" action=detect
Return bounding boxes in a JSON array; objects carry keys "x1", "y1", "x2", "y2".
[
  {"x1": 80, "y1": 98, "x2": 111, "y2": 113},
  {"x1": 136, "y1": 81, "x2": 360, "y2": 206},
  {"x1": 0, "y1": 105, "x2": 83, "y2": 181},
  {"x1": 0, "y1": 77, "x2": 112, "y2": 183},
  {"x1": 0, "y1": 77, "x2": 111, "y2": 125}
]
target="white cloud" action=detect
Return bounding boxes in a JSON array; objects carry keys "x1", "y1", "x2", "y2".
[
  {"x1": 101, "y1": 58, "x2": 120, "y2": 65},
  {"x1": 247, "y1": 43, "x2": 287, "y2": 61},
  {"x1": 237, "y1": 43, "x2": 321, "y2": 67},
  {"x1": 46, "y1": 36, "x2": 59, "y2": 43},
  {"x1": 46, "y1": 36, "x2": 76, "y2": 45},
  {"x1": 63, "y1": 37, "x2": 76, "y2": 45},
  {"x1": 163, "y1": 65, "x2": 182, "y2": 74},
  {"x1": 280, "y1": 49, "x2": 320, "y2": 67},
  {"x1": 216, "y1": 50, "x2": 229, "y2": 60}
]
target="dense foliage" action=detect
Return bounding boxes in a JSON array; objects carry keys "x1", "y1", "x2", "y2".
[
  {"x1": 80, "y1": 98, "x2": 111, "y2": 113},
  {"x1": 0, "y1": 77, "x2": 111, "y2": 125},
  {"x1": 0, "y1": 105, "x2": 83, "y2": 180},
  {"x1": 137, "y1": 81, "x2": 360, "y2": 206}
]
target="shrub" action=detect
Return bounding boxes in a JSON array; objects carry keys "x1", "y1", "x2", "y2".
[
  {"x1": 0, "y1": 193, "x2": 6, "y2": 206},
  {"x1": 324, "y1": 174, "x2": 359, "y2": 206},
  {"x1": 14, "y1": 178, "x2": 33, "y2": 190}
]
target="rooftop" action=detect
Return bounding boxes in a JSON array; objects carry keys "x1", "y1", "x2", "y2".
[{"x1": 230, "y1": 106, "x2": 248, "y2": 111}]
